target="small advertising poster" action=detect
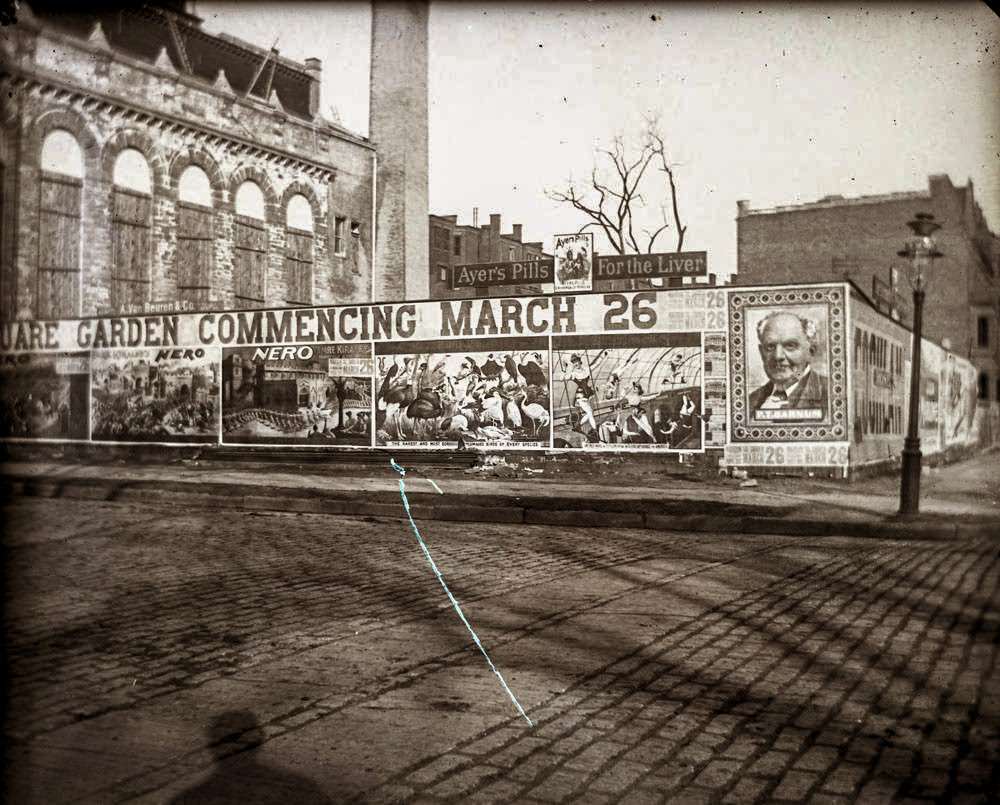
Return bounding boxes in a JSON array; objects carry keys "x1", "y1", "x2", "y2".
[
  {"x1": 221, "y1": 344, "x2": 373, "y2": 446},
  {"x1": 551, "y1": 332, "x2": 703, "y2": 451},
  {"x1": 91, "y1": 348, "x2": 220, "y2": 442},
  {"x1": 374, "y1": 337, "x2": 550, "y2": 448},
  {"x1": 553, "y1": 232, "x2": 593, "y2": 293},
  {"x1": 0, "y1": 352, "x2": 90, "y2": 440},
  {"x1": 728, "y1": 285, "x2": 848, "y2": 443}
]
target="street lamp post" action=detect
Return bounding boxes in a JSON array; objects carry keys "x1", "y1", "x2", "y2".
[{"x1": 898, "y1": 213, "x2": 943, "y2": 517}]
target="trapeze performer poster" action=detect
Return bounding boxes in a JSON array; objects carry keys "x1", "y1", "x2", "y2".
[
  {"x1": 374, "y1": 337, "x2": 550, "y2": 448},
  {"x1": 221, "y1": 344, "x2": 373, "y2": 445},
  {"x1": 551, "y1": 332, "x2": 704, "y2": 451}
]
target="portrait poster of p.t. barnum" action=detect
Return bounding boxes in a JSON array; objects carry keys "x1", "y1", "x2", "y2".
[
  {"x1": 221, "y1": 344, "x2": 373, "y2": 446},
  {"x1": 374, "y1": 337, "x2": 550, "y2": 448},
  {"x1": 553, "y1": 232, "x2": 593, "y2": 293},
  {"x1": 90, "y1": 348, "x2": 220, "y2": 442},
  {"x1": 728, "y1": 286, "x2": 848, "y2": 443}
]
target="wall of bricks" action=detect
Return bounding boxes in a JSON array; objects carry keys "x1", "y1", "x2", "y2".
[
  {"x1": 1, "y1": 13, "x2": 375, "y2": 321},
  {"x1": 736, "y1": 176, "x2": 1000, "y2": 400},
  {"x1": 429, "y1": 213, "x2": 548, "y2": 300}
]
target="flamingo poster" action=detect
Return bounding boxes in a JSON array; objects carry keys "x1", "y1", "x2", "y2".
[
  {"x1": 374, "y1": 337, "x2": 550, "y2": 448},
  {"x1": 551, "y1": 332, "x2": 704, "y2": 451}
]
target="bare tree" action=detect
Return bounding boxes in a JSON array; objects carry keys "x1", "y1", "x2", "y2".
[{"x1": 546, "y1": 118, "x2": 687, "y2": 256}]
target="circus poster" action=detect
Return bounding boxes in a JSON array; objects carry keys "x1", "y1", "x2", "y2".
[
  {"x1": 221, "y1": 344, "x2": 373, "y2": 446},
  {"x1": 90, "y1": 348, "x2": 219, "y2": 442},
  {"x1": 374, "y1": 337, "x2": 550, "y2": 448},
  {"x1": 0, "y1": 352, "x2": 90, "y2": 440},
  {"x1": 551, "y1": 332, "x2": 704, "y2": 451}
]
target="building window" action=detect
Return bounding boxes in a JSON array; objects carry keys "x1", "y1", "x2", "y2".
[
  {"x1": 334, "y1": 216, "x2": 346, "y2": 256},
  {"x1": 284, "y1": 194, "x2": 314, "y2": 306},
  {"x1": 508, "y1": 246, "x2": 515, "y2": 260},
  {"x1": 233, "y1": 181, "x2": 267, "y2": 307},
  {"x1": 176, "y1": 165, "x2": 214, "y2": 306},
  {"x1": 350, "y1": 220, "x2": 361, "y2": 238},
  {"x1": 37, "y1": 129, "x2": 84, "y2": 318},
  {"x1": 453, "y1": 234, "x2": 461, "y2": 257},
  {"x1": 111, "y1": 148, "x2": 153, "y2": 310},
  {"x1": 979, "y1": 372, "x2": 989, "y2": 400},
  {"x1": 977, "y1": 316, "x2": 990, "y2": 348},
  {"x1": 438, "y1": 264, "x2": 448, "y2": 283}
]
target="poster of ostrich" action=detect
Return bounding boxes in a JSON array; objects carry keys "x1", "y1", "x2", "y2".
[
  {"x1": 553, "y1": 232, "x2": 593, "y2": 293},
  {"x1": 551, "y1": 332, "x2": 704, "y2": 451},
  {"x1": 91, "y1": 348, "x2": 220, "y2": 442},
  {"x1": 0, "y1": 352, "x2": 90, "y2": 440},
  {"x1": 221, "y1": 344, "x2": 373, "y2": 446},
  {"x1": 374, "y1": 337, "x2": 550, "y2": 448}
]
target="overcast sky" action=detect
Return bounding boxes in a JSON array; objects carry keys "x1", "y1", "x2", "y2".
[{"x1": 196, "y1": 1, "x2": 999, "y2": 280}]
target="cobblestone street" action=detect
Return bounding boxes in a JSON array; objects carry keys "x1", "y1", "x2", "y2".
[{"x1": 3, "y1": 496, "x2": 998, "y2": 803}]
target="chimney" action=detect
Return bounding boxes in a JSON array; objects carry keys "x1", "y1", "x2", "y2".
[
  {"x1": 736, "y1": 200, "x2": 750, "y2": 216},
  {"x1": 472, "y1": 207, "x2": 479, "y2": 228},
  {"x1": 304, "y1": 57, "x2": 322, "y2": 118},
  {"x1": 369, "y1": 1, "x2": 430, "y2": 302},
  {"x1": 512, "y1": 224, "x2": 523, "y2": 242},
  {"x1": 489, "y1": 213, "x2": 501, "y2": 233}
]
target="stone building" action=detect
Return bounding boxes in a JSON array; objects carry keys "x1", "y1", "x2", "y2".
[
  {"x1": 0, "y1": 1, "x2": 429, "y2": 321},
  {"x1": 429, "y1": 211, "x2": 548, "y2": 300},
  {"x1": 735, "y1": 174, "x2": 1000, "y2": 402}
]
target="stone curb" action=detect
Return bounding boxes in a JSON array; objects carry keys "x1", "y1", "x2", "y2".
[{"x1": 5, "y1": 474, "x2": 996, "y2": 542}]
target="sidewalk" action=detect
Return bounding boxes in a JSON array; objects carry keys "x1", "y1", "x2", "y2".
[{"x1": 2, "y1": 450, "x2": 998, "y2": 540}]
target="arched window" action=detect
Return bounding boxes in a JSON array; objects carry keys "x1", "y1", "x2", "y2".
[
  {"x1": 233, "y1": 181, "x2": 267, "y2": 306},
  {"x1": 111, "y1": 148, "x2": 153, "y2": 308},
  {"x1": 284, "y1": 194, "x2": 313, "y2": 305},
  {"x1": 176, "y1": 166, "x2": 214, "y2": 305},
  {"x1": 41, "y1": 130, "x2": 84, "y2": 178},
  {"x1": 37, "y1": 129, "x2": 84, "y2": 317},
  {"x1": 178, "y1": 165, "x2": 212, "y2": 206}
]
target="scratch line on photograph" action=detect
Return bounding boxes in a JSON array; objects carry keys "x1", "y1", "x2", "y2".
[{"x1": 390, "y1": 458, "x2": 533, "y2": 727}]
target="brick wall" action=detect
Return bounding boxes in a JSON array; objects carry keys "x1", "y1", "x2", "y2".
[
  {"x1": 1, "y1": 16, "x2": 374, "y2": 320},
  {"x1": 736, "y1": 177, "x2": 1000, "y2": 400}
]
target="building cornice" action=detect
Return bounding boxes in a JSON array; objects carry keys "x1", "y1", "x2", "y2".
[
  {"x1": 5, "y1": 18, "x2": 372, "y2": 150},
  {"x1": 741, "y1": 190, "x2": 931, "y2": 217},
  {"x1": 2, "y1": 68, "x2": 360, "y2": 184}
]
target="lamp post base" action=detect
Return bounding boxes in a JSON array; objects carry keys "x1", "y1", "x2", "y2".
[{"x1": 898, "y1": 438, "x2": 922, "y2": 517}]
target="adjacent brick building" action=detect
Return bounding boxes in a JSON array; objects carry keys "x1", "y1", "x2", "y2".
[
  {"x1": 1, "y1": 1, "x2": 381, "y2": 322},
  {"x1": 736, "y1": 174, "x2": 1000, "y2": 402},
  {"x1": 429, "y1": 211, "x2": 548, "y2": 299}
]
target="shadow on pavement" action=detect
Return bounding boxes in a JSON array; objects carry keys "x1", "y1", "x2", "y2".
[{"x1": 170, "y1": 710, "x2": 333, "y2": 804}]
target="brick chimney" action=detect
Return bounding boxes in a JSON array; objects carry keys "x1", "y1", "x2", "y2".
[
  {"x1": 512, "y1": 224, "x2": 522, "y2": 242},
  {"x1": 370, "y1": 1, "x2": 430, "y2": 302},
  {"x1": 304, "y1": 57, "x2": 322, "y2": 118},
  {"x1": 489, "y1": 213, "x2": 501, "y2": 233}
]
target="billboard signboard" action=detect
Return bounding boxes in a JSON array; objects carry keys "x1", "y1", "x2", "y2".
[{"x1": 451, "y1": 259, "x2": 554, "y2": 289}]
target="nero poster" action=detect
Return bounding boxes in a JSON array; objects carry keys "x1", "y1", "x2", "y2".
[
  {"x1": 90, "y1": 348, "x2": 220, "y2": 443},
  {"x1": 221, "y1": 344, "x2": 373, "y2": 446}
]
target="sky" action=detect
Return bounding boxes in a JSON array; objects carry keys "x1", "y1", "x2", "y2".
[{"x1": 195, "y1": 1, "x2": 999, "y2": 281}]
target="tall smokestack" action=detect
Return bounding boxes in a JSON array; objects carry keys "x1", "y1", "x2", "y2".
[{"x1": 369, "y1": 1, "x2": 429, "y2": 302}]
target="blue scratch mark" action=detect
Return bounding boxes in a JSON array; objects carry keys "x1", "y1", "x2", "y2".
[{"x1": 390, "y1": 458, "x2": 533, "y2": 727}]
